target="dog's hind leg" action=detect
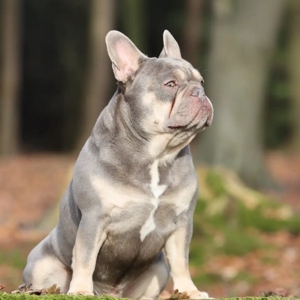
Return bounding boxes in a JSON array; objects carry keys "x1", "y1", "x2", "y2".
[{"x1": 23, "y1": 236, "x2": 72, "y2": 293}]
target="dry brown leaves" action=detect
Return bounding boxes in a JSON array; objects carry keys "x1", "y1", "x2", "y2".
[
  {"x1": 0, "y1": 154, "x2": 74, "y2": 247},
  {"x1": 266, "y1": 152, "x2": 300, "y2": 211},
  {"x1": 11, "y1": 283, "x2": 60, "y2": 295}
]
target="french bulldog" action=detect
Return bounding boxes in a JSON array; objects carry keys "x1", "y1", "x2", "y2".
[{"x1": 23, "y1": 30, "x2": 213, "y2": 299}]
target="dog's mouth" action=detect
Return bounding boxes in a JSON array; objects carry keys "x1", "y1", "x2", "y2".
[
  {"x1": 167, "y1": 107, "x2": 213, "y2": 132},
  {"x1": 167, "y1": 89, "x2": 213, "y2": 132}
]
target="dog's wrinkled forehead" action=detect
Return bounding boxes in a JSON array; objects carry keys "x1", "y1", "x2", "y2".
[{"x1": 139, "y1": 57, "x2": 203, "y2": 87}]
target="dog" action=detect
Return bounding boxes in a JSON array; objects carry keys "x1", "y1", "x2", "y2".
[{"x1": 23, "y1": 30, "x2": 213, "y2": 299}]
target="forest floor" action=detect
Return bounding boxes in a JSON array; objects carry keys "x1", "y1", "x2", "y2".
[{"x1": 0, "y1": 151, "x2": 300, "y2": 298}]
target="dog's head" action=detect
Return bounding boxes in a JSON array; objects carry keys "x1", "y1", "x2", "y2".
[{"x1": 106, "y1": 30, "x2": 213, "y2": 154}]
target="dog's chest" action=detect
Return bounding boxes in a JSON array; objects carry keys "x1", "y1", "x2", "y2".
[
  {"x1": 107, "y1": 159, "x2": 192, "y2": 239},
  {"x1": 93, "y1": 159, "x2": 196, "y2": 284}
]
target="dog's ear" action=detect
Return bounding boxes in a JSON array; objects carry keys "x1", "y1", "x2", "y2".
[
  {"x1": 106, "y1": 31, "x2": 146, "y2": 83},
  {"x1": 159, "y1": 30, "x2": 182, "y2": 59}
]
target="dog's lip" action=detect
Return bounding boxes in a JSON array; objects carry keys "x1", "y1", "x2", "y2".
[
  {"x1": 167, "y1": 125, "x2": 184, "y2": 130},
  {"x1": 199, "y1": 116, "x2": 212, "y2": 129},
  {"x1": 205, "y1": 118, "x2": 212, "y2": 127}
]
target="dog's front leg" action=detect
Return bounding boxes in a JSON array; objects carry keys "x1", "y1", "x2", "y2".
[
  {"x1": 68, "y1": 213, "x2": 107, "y2": 295},
  {"x1": 165, "y1": 225, "x2": 210, "y2": 299}
]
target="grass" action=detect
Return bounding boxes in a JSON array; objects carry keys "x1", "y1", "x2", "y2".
[
  {"x1": 0, "y1": 295, "x2": 299, "y2": 300},
  {"x1": 0, "y1": 295, "x2": 124, "y2": 300}
]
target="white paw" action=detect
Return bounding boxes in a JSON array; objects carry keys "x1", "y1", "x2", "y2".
[{"x1": 187, "y1": 290, "x2": 213, "y2": 299}]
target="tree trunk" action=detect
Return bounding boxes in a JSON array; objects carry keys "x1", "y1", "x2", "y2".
[
  {"x1": 182, "y1": 0, "x2": 203, "y2": 65},
  {"x1": 121, "y1": 0, "x2": 146, "y2": 51},
  {"x1": 196, "y1": 0, "x2": 285, "y2": 188},
  {"x1": 76, "y1": 0, "x2": 115, "y2": 150},
  {"x1": 287, "y1": 0, "x2": 300, "y2": 152},
  {"x1": 0, "y1": 0, "x2": 21, "y2": 156}
]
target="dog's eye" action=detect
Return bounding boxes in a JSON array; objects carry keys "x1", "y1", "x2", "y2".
[
  {"x1": 165, "y1": 81, "x2": 176, "y2": 88},
  {"x1": 201, "y1": 79, "x2": 204, "y2": 86}
]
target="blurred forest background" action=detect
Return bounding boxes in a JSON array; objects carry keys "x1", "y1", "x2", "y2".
[{"x1": 1, "y1": 0, "x2": 300, "y2": 298}]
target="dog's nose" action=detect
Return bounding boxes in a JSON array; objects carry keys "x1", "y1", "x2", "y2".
[{"x1": 191, "y1": 87, "x2": 205, "y2": 101}]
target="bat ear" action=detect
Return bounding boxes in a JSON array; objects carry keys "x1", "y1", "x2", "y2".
[
  {"x1": 159, "y1": 30, "x2": 182, "y2": 59},
  {"x1": 106, "y1": 31, "x2": 146, "y2": 83}
]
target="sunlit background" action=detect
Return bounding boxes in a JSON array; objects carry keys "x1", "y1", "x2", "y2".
[{"x1": 0, "y1": 0, "x2": 300, "y2": 297}]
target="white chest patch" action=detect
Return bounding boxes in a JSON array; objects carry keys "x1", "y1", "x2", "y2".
[
  {"x1": 149, "y1": 160, "x2": 167, "y2": 199},
  {"x1": 140, "y1": 160, "x2": 167, "y2": 241}
]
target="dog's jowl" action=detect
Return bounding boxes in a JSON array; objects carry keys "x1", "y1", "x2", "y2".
[{"x1": 23, "y1": 30, "x2": 213, "y2": 299}]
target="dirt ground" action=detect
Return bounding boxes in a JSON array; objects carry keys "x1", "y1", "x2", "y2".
[{"x1": 0, "y1": 151, "x2": 300, "y2": 297}]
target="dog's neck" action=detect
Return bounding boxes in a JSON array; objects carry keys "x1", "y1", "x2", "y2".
[{"x1": 92, "y1": 94, "x2": 194, "y2": 166}]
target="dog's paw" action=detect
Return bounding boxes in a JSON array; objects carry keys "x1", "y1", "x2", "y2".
[
  {"x1": 67, "y1": 290, "x2": 94, "y2": 296},
  {"x1": 67, "y1": 279, "x2": 94, "y2": 296},
  {"x1": 187, "y1": 290, "x2": 213, "y2": 299}
]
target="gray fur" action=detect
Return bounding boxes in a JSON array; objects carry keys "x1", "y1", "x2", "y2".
[{"x1": 23, "y1": 30, "x2": 213, "y2": 299}]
